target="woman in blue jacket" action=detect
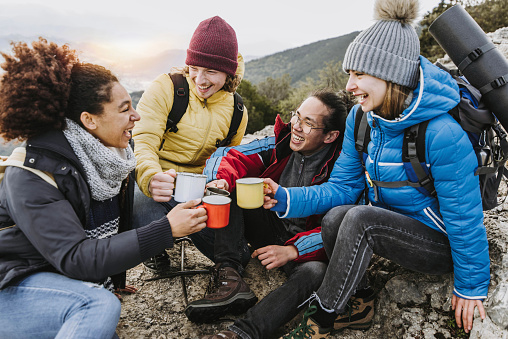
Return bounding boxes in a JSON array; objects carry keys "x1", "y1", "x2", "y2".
[{"x1": 265, "y1": 0, "x2": 489, "y2": 338}]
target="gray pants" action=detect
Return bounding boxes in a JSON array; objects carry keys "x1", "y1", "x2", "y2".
[{"x1": 315, "y1": 205, "x2": 453, "y2": 313}]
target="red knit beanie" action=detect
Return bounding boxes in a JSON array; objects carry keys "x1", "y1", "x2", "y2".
[{"x1": 186, "y1": 16, "x2": 238, "y2": 77}]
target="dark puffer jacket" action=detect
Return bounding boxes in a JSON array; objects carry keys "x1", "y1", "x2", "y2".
[{"x1": 0, "y1": 130, "x2": 173, "y2": 289}]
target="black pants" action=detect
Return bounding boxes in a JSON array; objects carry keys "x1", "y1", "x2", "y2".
[{"x1": 190, "y1": 192, "x2": 327, "y2": 339}]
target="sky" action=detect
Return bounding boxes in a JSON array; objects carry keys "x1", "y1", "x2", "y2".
[{"x1": 0, "y1": 0, "x2": 445, "y2": 90}]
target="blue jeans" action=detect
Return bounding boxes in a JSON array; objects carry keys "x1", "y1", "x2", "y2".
[
  {"x1": 316, "y1": 205, "x2": 454, "y2": 313},
  {"x1": 0, "y1": 272, "x2": 121, "y2": 339}
]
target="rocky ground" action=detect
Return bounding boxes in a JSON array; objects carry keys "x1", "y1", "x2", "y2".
[{"x1": 116, "y1": 204, "x2": 508, "y2": 339}]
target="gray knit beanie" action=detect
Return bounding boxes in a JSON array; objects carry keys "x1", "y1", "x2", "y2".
[{"x1": 343, "y1": 0, "x2": 421, "y2": 89}]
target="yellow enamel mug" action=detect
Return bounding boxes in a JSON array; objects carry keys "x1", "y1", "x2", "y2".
[{"x1": 236, "y1": 177, "x2": 264, "y2": 209}]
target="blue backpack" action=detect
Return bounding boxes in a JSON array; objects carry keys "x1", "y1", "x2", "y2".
[{"x1": 354, "y1": 63, "x2": 508, "y2": 210}]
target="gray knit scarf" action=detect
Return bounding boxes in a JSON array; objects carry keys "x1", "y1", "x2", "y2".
[{"x1": 63, "y1": 118, "x2": 136, "y2": 201}]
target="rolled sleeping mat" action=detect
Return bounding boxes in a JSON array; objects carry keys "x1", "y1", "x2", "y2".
[{"x1": 429, "y1": 5, "x2": 508, "y2": 132}]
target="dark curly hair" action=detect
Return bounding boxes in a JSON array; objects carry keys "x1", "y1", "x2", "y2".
[
  {"x1": 309, "y1": 89, "x2": 353, "y2": 136},
  {"x1": 66, "y1": 63, "x2": 118, "y2": 124},
  {"x1": 0, "y1": 38, "x2": 118, "y2": 142}
]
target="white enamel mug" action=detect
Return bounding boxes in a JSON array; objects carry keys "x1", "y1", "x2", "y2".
[{"x1": 173, "y1": 172, "x2": 207, "y2": 202}]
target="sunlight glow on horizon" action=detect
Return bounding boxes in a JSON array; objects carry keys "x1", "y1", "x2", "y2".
[{"x1": 82, "y1": 38, "x2": 174, "y2": 63}]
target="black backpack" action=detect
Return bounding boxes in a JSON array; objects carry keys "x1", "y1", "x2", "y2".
[
  {"x1": 165, "y1": 73, "x2": 244, "y2": 148},
  {"x1": 354, "y1": 64, "x2": 508, "y2": 210}
]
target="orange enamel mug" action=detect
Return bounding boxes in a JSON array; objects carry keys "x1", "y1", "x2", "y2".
[{"x1": 198, "y1": 195, "x2": 231, "y2": 229}]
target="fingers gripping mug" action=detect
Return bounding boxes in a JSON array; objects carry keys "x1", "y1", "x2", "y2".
[
  {"x1": 173, "y1": 172, "x2": 207, "y2": 202},
  {"x1": 236, "y1": 178, "x2": 264, "y2": 209},
  {"x1": 198, "y1": 195, "x2": 232, "y2": 228},
  {"x1": 205, "y1": 187, "x2": 230, "y2": 197}
]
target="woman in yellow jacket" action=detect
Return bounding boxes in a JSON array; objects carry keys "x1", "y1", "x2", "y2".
[{"x1": 132, "y1": 16, "x2": 248, "y2": 273}]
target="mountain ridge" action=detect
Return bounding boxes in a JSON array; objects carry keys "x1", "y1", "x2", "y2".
[{"x1": 244, "y1": 31, "x2": 360, "y2": 85}]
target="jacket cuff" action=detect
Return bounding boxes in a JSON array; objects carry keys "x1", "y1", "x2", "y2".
[
  {"x1": 453, "y1": 287, "x2": 487, "y2": 301},
  {"x1": 136, "y1": 216, "x2": 174, "y2": 261},
  {"x1": 272, "y1": 186, "x2": 289, "y2": 217}
]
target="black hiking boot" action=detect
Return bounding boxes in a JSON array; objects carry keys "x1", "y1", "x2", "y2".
[{"x1": 185, "y1": 264, "x2": 258, "y2": 323}]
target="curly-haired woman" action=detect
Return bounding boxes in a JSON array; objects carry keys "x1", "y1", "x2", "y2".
[{"x1": 0, "y1": 38, "x2": 207, "y2": 338}]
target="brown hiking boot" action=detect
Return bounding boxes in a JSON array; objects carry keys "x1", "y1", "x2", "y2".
[
  {"x1": 201, "y1": 330, "x2": 239, "y2": 339},
  {"x1": 332, "y1": 288, "x2": 375, "y2": 332},
  {"x1": 185, "y1": 264, "x2": 257, "y2": 323},
  {"x1": 282, "y1": 305, "x2": 332, "y2": 339}
]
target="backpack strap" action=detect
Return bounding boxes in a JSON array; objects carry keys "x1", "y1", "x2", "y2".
[
  {"x1": 367, "y1": 122, "x2": 436, "y2": 201},
  {"x1": 0, "y1": 147, "x2": 57, "y2": 188},
  {"x1": 352, "y1": 107, "x2": 371, "y2": 203},
  {"x1": 166, "y1": 73, "x2": 190, "y2": 133},
  {"x1": 216, "y1": 92, "x2": 244, "y2": 148},
  {"x1": 403, "y1": 122, "x2": 436, "y2": 197},
  {"x1": 353, "y1": 107, "x2": 370, "y2": 168}
]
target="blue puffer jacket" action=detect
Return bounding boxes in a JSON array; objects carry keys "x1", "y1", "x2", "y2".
[{"x1": 275, "y1": 56, "x2": 489, "y2": 300}]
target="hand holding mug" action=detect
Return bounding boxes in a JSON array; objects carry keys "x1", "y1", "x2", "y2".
[
  {"x1": 206, "y1": 179, "x2": 229, "y2": 191},
  {"x1": 262, "y1": 178, "x2": 279, "y2": 209},
  {"x1": 167, "y1": 199, "x2": 207, "y2": 237},
  {"x1": 197, "y1": 195, "x2": 232, "y2": 228},
  {"x1": 149, "y1": 169, "x2": 177, "y2": 202}
]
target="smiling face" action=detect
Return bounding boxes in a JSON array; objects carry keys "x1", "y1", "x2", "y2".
[
  {"x1": 290, "y1": 97, "x2": 337, "y2": 156},
  {"x1": 346, "y1": 70, "x2": 388, "y2": 114},
  {"x1": 188, "y1": 65, "x2": 228, "y2": 99},
  {"x1": 82, "y1": 82, "x2": 140, "y2": 148}
]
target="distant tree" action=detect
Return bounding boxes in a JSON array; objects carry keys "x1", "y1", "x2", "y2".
[
  {"x1": 466, "y1": 0, "x2": 508, "y2": 33},
  {"x1": 236, "y1": 79, "x2": 280, "y2": 134},
  {"x1": 318, "y1": 60, "x2": 349, "y2": 91},
  {"x1": 278, "y1": 77, "x2": 319, "y2": 121},
  {"x1": 420, "y1": 0, "x2": 457, "y2": 63},
  {"x1": 256, "y1": 74, "x2": 293, "y2": 107},
  {"x1": 420, "y1": 0, "x2": 508, "y2": 63},
  {"x1": 278, "y1": 61, "x2": 350, "y2": 121}
]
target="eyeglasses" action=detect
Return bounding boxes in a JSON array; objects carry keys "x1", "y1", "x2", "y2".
[{"x1": 290, "y1": 111, "x2": 325, "y2": 134}]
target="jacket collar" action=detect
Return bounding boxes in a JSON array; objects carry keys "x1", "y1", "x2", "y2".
[
  {"x1": 368, "y1": 56, "x2": 460, "y2": 135},
  {"x1": 26, "y1": 129, "x2": 87, "y2": 180}
]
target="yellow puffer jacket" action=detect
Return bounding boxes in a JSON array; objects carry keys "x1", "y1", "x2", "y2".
[{"x1": 133, "y1": 55, "x2": 248, "y2": 197}]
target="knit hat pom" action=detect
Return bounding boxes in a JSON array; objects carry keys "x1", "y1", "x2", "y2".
[
  {"x1": 374, "y1": 0, "x2": 419, "y2": 25},
  {"x1": 343, "y1": 0, "x2": 421, "y2": 89}
]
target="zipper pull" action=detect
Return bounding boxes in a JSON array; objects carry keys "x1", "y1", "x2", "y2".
[
  {"x1": 298, "y1": 157, "x2": 305, "y2": 175},
  {"x1": 372, "y1": 118, "x2": 376, "y2": 128},
  {"x1": 365, "y1": 171, "x2": 373, "y2": 187}
]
